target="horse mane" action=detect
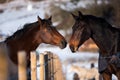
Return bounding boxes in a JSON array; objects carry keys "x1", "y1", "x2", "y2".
[
  {"x1": 5, "y1": 21, "x2": 38, "y2": 42},
  {"x1": 85, "y1": 15, "x2": 119, "y2": 31},
  {"x1": 84, "y1": 15, "x2": 120, "y2": 29}
]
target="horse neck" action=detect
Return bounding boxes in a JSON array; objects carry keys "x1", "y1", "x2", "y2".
[
  {"x1": 5, "y1": 26, "x2": 42, "y2": 65},
  {"x1": 90, "y1": 24, "x2": 117, "y2": 54}
]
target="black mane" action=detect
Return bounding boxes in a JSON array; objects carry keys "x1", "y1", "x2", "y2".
[{"x1": 84, "y1": 15, "x2": 120, "y2": 31}]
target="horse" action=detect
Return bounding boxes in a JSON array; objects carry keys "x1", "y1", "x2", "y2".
[
  {"x1": 69, "y1": 11, "x2": 120, "y2": 80},
  {"x1": 69, "y1": 65, "x2": 99, "y2": 80},
  {"x1": 0, "y1": 16, "x2": 67, "y2": 80}
]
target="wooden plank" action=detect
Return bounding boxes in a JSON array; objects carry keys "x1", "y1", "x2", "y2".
[
  {"x1": 30, "y1": 51, "x2": 37, "y2": 80},
  {"x1": 53, "y1": 55, "x2": 57, "y2": 80},
  {"x1": 48, "y1": 52, "x2": 53, "y2": 80},
  {"x1": 40, "y1": 53, "x2": 45, "y2": 80},
  {"x1": 54, "y1": 54, "x2": 64, "y2": 80},
  {"x1": 57, "y1": 57, "x2": 64, "y2": 80},
  {"x1": 18, "y1": 51, "x2": 27, "y2": 80}
]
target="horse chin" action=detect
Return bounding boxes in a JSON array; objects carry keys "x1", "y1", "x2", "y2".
[
  {"x1": 59, "y1": 46, "x2": 65, "y2": 49},
  {"x1": 59, "y1": 41, "x2": 67, "y2": 49},
  {"x1": 71, "y1": 50, "x2": 76, "y2": 53},
  {"x1": 59, "y1": 44, "x2": 67, "y2": 49},
  {"x1": 74, "y1": 47, "x2": 78, "y2": 52}
]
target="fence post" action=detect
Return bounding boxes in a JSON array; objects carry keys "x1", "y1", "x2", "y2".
[
  {"x1": 54, "y1": 55, "x2": 64, "y2": 80},
  {"x1": 49, "y1": 52, "x2": 54, "y2": 80},
  {"x1": 0, "y1": 43, "x2": 8, "y2": 80},
  {"x1": 18, "y1": 51, "x2": 27, "y2": 80},
  {"x1": 48, "y1": 52, "x2": 54, "y2": 80},
  {"x1": 40, "y1": 53, "x2": 45, "y2": 80},
  {"x1": 55, "y1": 55, "x2": 59, "y2": 80},
  {"x1": 30, "y1": 51, "x2": 37, "y2": 80}
]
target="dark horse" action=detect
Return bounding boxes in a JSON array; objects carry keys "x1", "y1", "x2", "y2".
[
  {"x1": 1, "y1": 16, "x2": 67, "y2": 80},
  {"x1": 69, "y1": 11, "x2": 120, "y2": 80}
]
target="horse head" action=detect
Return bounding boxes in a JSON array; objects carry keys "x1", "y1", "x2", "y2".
[
  {"x1": 69, "y1": 11, "x2": 91, "y2": 52},
  {"x1": 37, "y1": 16, "x2": 67, "y2": 49}
]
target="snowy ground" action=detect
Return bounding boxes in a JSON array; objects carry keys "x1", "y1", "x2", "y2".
[{"x1": 0, "y1": 0, "x2": 118, "y2": 80}]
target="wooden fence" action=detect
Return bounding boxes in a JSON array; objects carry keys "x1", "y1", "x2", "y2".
[{"x1": 0, "y1": 50, "x2": 65, "y2": 80}]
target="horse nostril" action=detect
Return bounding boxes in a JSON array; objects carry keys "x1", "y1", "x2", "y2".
[{"x1": 61, "y1": 40, "x2": 67, "y2": 48}]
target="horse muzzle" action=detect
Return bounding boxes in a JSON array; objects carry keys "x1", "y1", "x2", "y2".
[
  {"x1": 59, "y1": 40, "x2": 67, "y2": 49},
  {"x1": 69, "y1": 45, "x2": 78, "y2": 53}
]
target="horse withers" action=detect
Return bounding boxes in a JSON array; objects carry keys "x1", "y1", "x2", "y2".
[
  {"x1": 1, "y1": 16, "x2": 67, "y2": 80},
  {"x1": 69, "y1": 11, "x2": 120, "y2": 80}
]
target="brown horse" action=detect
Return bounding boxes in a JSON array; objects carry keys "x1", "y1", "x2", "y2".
[
  {"x1": 1, "y1": 16, "x2": 67, "y2": 80},
  {"x1": 69, "y1": 11, "x2": 120, "y2": 80}
]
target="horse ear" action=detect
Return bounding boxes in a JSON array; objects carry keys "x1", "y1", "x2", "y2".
[
  {"x1": 71, "y1": 13, "x2": 79, "y2": 20},
  {"x1": 37, "y1": 16, "x2": 42, "y2": 24},
  {"x1": 48, "y1": 16, "x2": 52, "y2": 21},
  {"x1": 78, "y1": 11, "x2": 83, "y2": 19}
]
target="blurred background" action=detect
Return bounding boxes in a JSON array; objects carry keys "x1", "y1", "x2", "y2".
[{"x1": 0, "y1": 0, "x2": 119, "y2": 80}]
